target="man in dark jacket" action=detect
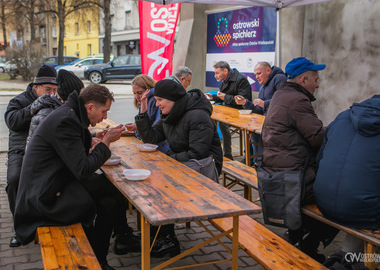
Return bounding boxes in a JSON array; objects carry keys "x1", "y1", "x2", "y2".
[
  {"x1": 235, "y1": 62, "x2": 287, "y2": 115},
  {"x1": 235, "y1": 62, "x2": 287, "y2": 164},
  {"x1": 314, "y1": 95, "x2": 380, "y2": 230},
  {"x1": 262, "y1": 57, "x2": 338, "y2": 262},
  {"x1": 4, "y1": 64, "x2": 57, "y2": 247},
  {"x1": 14, "y1": 84, "x2": 139, "y2": 270},
  {"x1": 205, "y1": 61, "x2": 252, "y2": 159}
]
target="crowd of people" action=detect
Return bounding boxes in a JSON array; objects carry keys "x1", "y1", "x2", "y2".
[{"x1": 4, "y1": 57, "x2": 377, "y2": 269}]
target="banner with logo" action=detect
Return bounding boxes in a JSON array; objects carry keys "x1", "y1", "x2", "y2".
[
  {"x1": 139, "y1": 1, "x2": 180, "y2": 81},
  {"x1": 206, "y1": 7, "x2": 277, "y2": 91}
]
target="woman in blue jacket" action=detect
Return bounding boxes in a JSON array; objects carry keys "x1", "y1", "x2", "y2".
[{"x1": 125, "y1": 74, "x2": 170, "y2": 153}]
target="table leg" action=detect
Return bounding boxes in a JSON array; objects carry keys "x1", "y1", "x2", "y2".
[
  {"x1": 141, "y1": 215, "x2": 150, "y2": 270},
  {"x1": 244, "y1": 130, "x2": 250, "y2": 166},
  {"x1": 232, "y1": 216, "x2": 239, "y2": 270}
]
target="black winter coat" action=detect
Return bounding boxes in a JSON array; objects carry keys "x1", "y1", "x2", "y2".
[
  {"x1": 26, "y1": 94, "x2": 62, "y2": 146},
  {"x1": 14, "y1": 91, "x2": 111, "y2": 244},
  {"x1": 135, "y1": 89, "x2": 223, "y2": 174},
  {"x1": 4, "y1": 83, "x2": 38, "y2": 156},
  {"x1": 213, "y1": 68, "x2": 252, "y2": 109}
]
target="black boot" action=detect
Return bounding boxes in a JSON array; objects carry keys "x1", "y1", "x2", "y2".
[
  {"x1": 113, "y1": 232, "x2": 141, "y2": 255},
  {"x1": 151, "y1": 234, "x2": 180, "y2": 258},
  {"x1": 9, "y1": 234, "x2": 21, "y2": 247}
]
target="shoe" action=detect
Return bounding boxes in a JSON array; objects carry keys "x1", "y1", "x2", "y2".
[
  {"x1": 9, "y1": 234, "x2": 21, "y2": 247},
  {"x1": 151, "y1": 234, "x2": 180, "y2": 258},
  {"x1": 113, "y1": 232, "x2": 141, "y2": 255},
  {"x1": 99, "y1": 260, "x2": 115, "y2": 270}
]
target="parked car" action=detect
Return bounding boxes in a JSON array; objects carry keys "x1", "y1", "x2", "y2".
[
  {"x1": 56, "y1": 58, "x2": 104, "y2": 79},
  {"x1": 3, "y1": 60, "x2": 18, "y2": 78},
  {"x1": 43, "y1": 56, "x2": 79, "y2": 68},
  {"x1": 84, "y1": 54, "x2": 141, "y2": 83}
]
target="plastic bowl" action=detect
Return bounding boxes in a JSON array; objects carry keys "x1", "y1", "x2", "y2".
[
  {"x1": 137, "y1": 143, "x2": 158, "y2": 152},
  {"x1": 104, "y1": 155, "x2": 122, "y2": 166},
  {"x1": 123, "y1": 169, "x2": 151, "y2": 181},
  {"x1": 239, "y1": 110, "x2": 252, "y2": 115}
]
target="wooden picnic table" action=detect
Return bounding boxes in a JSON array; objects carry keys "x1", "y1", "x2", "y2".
[
  {"x1": 211, "y1": 104, "x2": 265, "y2": 165},
  {"x1": 98, "y1": 119, "x2": 261, "y2": 270}
]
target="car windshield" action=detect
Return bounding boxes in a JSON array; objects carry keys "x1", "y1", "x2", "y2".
[{"x1": 69, "y1": 59, "x2": 82, "y2": 65}]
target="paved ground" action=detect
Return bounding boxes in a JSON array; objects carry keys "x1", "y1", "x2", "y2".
[{"x1": 0, "y1": 78, "x2": 344, "y2": 269}]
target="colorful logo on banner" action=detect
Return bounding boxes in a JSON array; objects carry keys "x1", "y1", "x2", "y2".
[
  {"x1": 206, "y1": 7, "x2": 277, "y2": 89},
  {"x1": 214, "y1": 18, "x2": 231, "y2": 47},
  {"x1": 138, "y1": 1, "x2": 180, "y2": 81}
]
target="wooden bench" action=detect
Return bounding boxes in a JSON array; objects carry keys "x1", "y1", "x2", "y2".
[
  {"x1": 209, "y1": 215, "x2": 326, "y2": 269},
  {"x1": 221, "y1": 157, "x2": 258, "y2": 201},
  {"x1": 302, "y1": 204, "x2": 380, "y2": 270},
  {"x1": 36, "y1": 223, "x2": 101, "y2": 270}
]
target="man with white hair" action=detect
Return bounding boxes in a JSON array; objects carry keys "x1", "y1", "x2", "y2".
[{"x1": 166, "y1": 66, "x2": 193, "y2": 89}]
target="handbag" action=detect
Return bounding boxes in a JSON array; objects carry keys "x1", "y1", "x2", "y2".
[
  {"x1": 255, "y1": 140, "x2": 310, "y2": 230},
  {"x1": 183, "y1": 155, "x2": 219, "y2": 182}
]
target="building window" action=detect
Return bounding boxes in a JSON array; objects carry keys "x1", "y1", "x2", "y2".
[
  {"x1": 40, "y1": 26, "x2": 46, "y2": 44},
  {"x1": 88, "y1": 21, "x2": 92, "y2": 33},
  {"x1": 75, "y1": 23, "x2": 79, "y2": 35},
  {"x1": 88, "y1": 44, "x2": 92, "y2": 56},
  {"x1": 52, "y1": 26, "x2": 57, "y2": 38},
  {"x1": 125, "y1": 10, "x2": 131, "y2": 29}
]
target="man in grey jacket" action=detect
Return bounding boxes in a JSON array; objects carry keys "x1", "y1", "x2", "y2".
[{"x1": 4, "y1": 64, "x2": 57, "y2": 247}]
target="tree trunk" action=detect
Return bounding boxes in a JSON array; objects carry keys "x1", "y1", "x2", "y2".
[
  {"x1": 103, "y1": 0, "x2": 111, "y2": 63},
  {"x1": 57, "y1": 0, "x2": 65, "y2": 65},
  {"x1": 30, "y1": 9, "x2": 36, "y2": 41},
  {"x1": 1, "y1": 1, "x2": 7, "y2": 50}
]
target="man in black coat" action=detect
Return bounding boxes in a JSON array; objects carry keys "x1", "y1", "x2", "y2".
[
  {"x1": 14, "y1": 84, "x2": 139, "y2": 270},
  {"x1": 4, "y1": 64, "x2": 58, "y2": 247},
  {"x1": 205, "y1": 61, "x2": 252, "y2": 159}
]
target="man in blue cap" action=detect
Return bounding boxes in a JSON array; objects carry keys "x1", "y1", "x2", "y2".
[{"x1": 261, "y1": 57, "x2": 338, "y2": 262}]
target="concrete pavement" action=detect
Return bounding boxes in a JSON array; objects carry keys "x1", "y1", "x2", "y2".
[{"x1": 0, "y1": 78, "x2": 344, "y2": 269}]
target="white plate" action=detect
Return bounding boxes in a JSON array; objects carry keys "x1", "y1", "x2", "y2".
[
  {"x1": 123, "y1": 169, "x2": 151, "y2": 181},
  {"x1": 210, "y1": 101, "x2": 215, "y2": 104},
  {"x1": 137, "y1": 143, "x2": 158, "y2": 152},
  {"x1": 104, "y1": 155, "x2": 122, "y2": 166},
  {"x1": 239, "y1": 110, "x2": 252, "y2": 115}
]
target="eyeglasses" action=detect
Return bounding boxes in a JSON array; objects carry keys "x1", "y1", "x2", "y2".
[{"x1": 40, "y1": 85, "x2": 57, "y2": 93}]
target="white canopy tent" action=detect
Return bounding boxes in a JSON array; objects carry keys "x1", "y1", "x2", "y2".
[
  {"x1": 144, "y1": 0, "x2": 333, "y2": 8},
  {"x1": 143, "y1": 0, "x2": 335, "y2": 66}
]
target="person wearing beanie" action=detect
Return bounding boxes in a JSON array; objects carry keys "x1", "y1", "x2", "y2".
[
  {"x1": 26, "y1": 70, "x2": 84, "y2": 146},
  {"x1": 56, "y1": 69, "x2": 84, "y2": 101},
  {"x1": 4, "y1": 64, "x2": 58, "y2": 247},
  {"x1": 134, "y1": 79, "x2": 223, "y2": 258}
]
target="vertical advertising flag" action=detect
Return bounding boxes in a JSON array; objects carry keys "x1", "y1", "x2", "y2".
[
  {"x1": 206, "y1": 7, "x2": 277, "y2": 91},
  {"x1": 139, "y1": 1, "x2": 180, "y2": 81}
]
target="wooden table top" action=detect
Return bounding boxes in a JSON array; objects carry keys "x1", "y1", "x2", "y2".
[
  {"x1": 211, "y1": 104, "x2": 265, "y2": 134},
  {"x1": 98, "y1": 120, "x2": 261, "y2": 226}
]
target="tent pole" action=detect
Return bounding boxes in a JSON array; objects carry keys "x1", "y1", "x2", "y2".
[{"x1": 276, "y1": 8, "x2": 282, "y2": 68}]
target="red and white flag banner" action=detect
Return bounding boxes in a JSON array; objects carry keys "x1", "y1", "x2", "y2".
[{"x1": 139, "y1": 1, "x2": 181, "y2": 81}]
